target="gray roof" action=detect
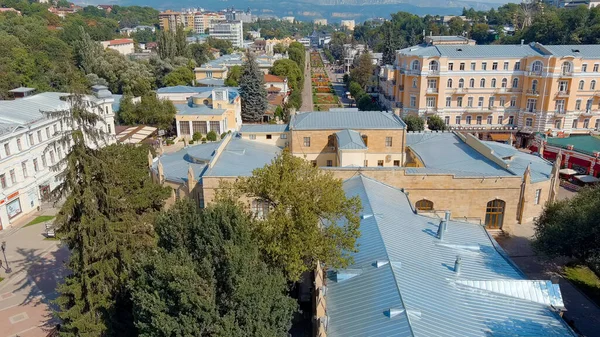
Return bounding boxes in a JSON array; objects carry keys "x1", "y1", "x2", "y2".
[
  {"x1": 196, "y1": 78, "x2": 225, "y2": 87},
  {"x1": 156, "y1": 86, "x2": 204, "y2": 94},
  {"x1": 239, "y1": 124, "x2": 289, "y2": 133},
  {"x1": 326, "y1": 175, "x2": 575, "y2": 337},
  {"x1": 336, "y1": 129, "x2": 367, "y2": 150},
  {"x1": 152, "y1": 135, "x2": 280, "y2": 182},
  {"x1": 405, "y1": 133, "x2": 552, "y2": 182},
  {"x1": 400, "y1": 44, "x2": 544, "y2": 58},
  {"x1": 8, "y1": 87, "x2": 35, "y2": 93},
  {"x1": 175, "y1": 103, "x2": 226, "y2": 116},
  {"x1": 539, "y1": 44, "x2": 600, "y2": 59},
  {"x1": 291, "y1": 110, "x2": 406, "y2": 130},
  {"x1": 0, "y1": 92, "x2": 69, "y2": 129}
]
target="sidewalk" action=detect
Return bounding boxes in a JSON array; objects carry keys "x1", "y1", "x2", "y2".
[{"x1": 0, "y1": 207, "x2": 65, "y2": 337}]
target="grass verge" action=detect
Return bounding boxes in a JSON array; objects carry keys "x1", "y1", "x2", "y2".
[
  {"x1": 564, "y1": 264, "x2": 600, "y2": 305},
  {"x1": 24, "y1": 215, "x2": 55, "y2": 228}
]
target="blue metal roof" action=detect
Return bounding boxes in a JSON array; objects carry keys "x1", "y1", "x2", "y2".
[
  {"x1": 539, "y1": 44, "x2": 600, "y2": 59},
  {"x1": 336, "y1": 129, "x2": 367, "y2": 150},
  {"x1": 151, "y1": 141, "x2": 221, "y2": 183},
  {"x1": 196, "y1": 78, "x2": 225, "y2": 87},
  {"x1": 205, "y1": 136, "x2": 280, "y2": 177},
  {"x1": 325, "y1": 175, "x2": 575, "y2": 337},
  {"x1": 406, "y1": 132, "x2": 552, "y2": 182},
  {"x1": 399, "y1": 44, "x2": 544, "y2": 58},
  {"x1": 239, "y1": 124, "x2": 289, "y2": 133},
  {"x1": 156, "y1": 86, "x2": 203, "y2": 94},
  {"x1": 175, "y1": 103, "x2": 226, "y2": 116},
  {"x1": 291, "y1": 110, "x2": 406, "y2": 130}
]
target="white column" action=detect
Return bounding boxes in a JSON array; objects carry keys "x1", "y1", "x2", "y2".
[
  {"x1": 176, "y1": 119, "x2": 181, "y2": 138},
  {"x1": 188, "y1": 121, "x2": 193, "y2": 137},
  {"x1": 206, "y1": 121, "x2": 210, "y2": 133}
]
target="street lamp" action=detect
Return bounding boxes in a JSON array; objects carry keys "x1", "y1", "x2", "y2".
[{"x1": 1, "y1": 241, "x2": 11, "y2": 273}]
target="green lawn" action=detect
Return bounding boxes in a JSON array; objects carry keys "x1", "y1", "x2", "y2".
[
  {"x1": 0, "y1": 277, "x2": 4, "y2": 282},
  {"x1": 24, "y1": 215, "x2": 55, "y2": 228},
  {"x1": 564, "y1": 265, "x2": 600, "y2": 305}
]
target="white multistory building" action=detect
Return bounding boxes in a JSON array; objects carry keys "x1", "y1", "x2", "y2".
[
  {"x1": 209, "y1": 21, "x2": 244, "y2": 48},
  {"x1": 0, "y1": 86, "x2": 116, "y2": 230}
]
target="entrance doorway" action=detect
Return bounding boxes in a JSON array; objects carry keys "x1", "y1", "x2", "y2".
[{"x1": 485, "y1": 199, "x2": 505, "y2": 229}]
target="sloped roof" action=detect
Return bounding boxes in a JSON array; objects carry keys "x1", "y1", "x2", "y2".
[
  {"x1": 175, "y1": 103, "x2": 226, "y2": 116},
  {"x1": 264, "y1": 74, "x2": 285, "y2": 83},
  {"x1": 336, "y1": 129, "x2": 367, "y2": 150},
  {"x1": 325, "y1": 175, "x2": 575, "y2": 337},
  {"x1": 240, "y1": 124, "x2": 289, "y2": 133},
  {"x1": 107, "y1": 38, "x2": 134, "y2": 45},
  {"x1": 400, "y1": 44, "x2": 544, "y2": 58},
  {"x1": 290, "y1": 110, "x2": 405, "y2": 130},
  {"x1": 156, "y1": 86, "x2": 204, "y2": 94},
  {"x1": 545, "y1": 135, "x2": 600, "y2": 156},
  {"x1": 540, "y1": 45, "x2": 600, "y2": 59}
]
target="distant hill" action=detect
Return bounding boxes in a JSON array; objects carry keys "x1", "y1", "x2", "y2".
[{"x1": 75, "y1": 0, "x2": 509, "y2": 23}]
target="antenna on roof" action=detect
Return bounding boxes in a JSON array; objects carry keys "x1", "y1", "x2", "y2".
[
  {"x1": 444, "y1": 211, "x2": 450, "y2": 232},
  {"x1": 454, "y1": 256, "x2": 462, "y2": 275}
]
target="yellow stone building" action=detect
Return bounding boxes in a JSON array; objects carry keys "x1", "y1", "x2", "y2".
[{"x1": 380, "y1": 40, "x2": 600, "y2": 147}]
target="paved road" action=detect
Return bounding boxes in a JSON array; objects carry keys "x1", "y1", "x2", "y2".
[
  {"x1": 319, "y1": 50, "x2": 352, "y2": 108},
  {"x1": 299, "y1": 50, "x2": 313, "y2": 112},
  {"x1": 0, "y1": 208, "x2": 64, "y2": 337},
  {"x1": 496, "y1": 188, "x2": 600, "y2": 337}
]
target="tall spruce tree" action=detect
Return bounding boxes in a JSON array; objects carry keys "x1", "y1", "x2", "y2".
[
  {"x1": 239, "y1": 51, "x2": 268, "y2": 122},
  {"x1": 46, "y1": 90, "x2": 169, "y2": 336},
  {"x1": 381, "y1": 23, "x2": 397, "y2": 66}
]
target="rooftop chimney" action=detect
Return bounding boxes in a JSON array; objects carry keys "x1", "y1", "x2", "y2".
[
  {"x1": 454, "y1": 256, "x2": 462, "y2": 275},
  {"x1": 521, "y1": 39, "x2": 524, "y2": 46},
  {"x1": 444, "y1": 211, "x2": 451, "y2": 231},
  {"x1": 437, "y1": 219, "x2": 446, "y2": 240},
  {"x1": 8, "y1": 87, "x2": 35, "y2": 99}
]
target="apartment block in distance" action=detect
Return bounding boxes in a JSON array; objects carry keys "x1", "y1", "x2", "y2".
[
  {"x1": 209, "y1": 21, "x2": 243, "y2": 48},
  {"x1": 0, "y1": 86, "x2": 116, "y2": 230},
  {"x1": 379, "y1": 37, "x2": 600, "y2": 147}
]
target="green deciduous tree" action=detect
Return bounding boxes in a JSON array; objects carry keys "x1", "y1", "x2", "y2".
[
  {"x1": 350, "y1": 52, "x2": 374, "y2": 90},
  {"x1": 227, "y1": 150, "x2": 362, "y2": 281},
  {"x1": 46, "y1": 93, "x2": 169, "y2": 336},
  {"x1": 130, "y1": 201, "x2": 296, "y2": 336},
  {"x1": 188, "y1": 42, "x2": 214, "y2": 66},
  {"x1": 403, "y1": 115, "x2": 425, "y2": 131},
  {"x1": 162, "y1": 66, "x2": 194, "y2": 86},
  {"x1": 239, "y1": 51, "x2": 268, "y2": 122},
  {"x1": 206, "y1": 130, "x2": 217, "y2": 141},
  {"x1": 118, "y1": 93, "x2": 176, "y2": 132},
  {"x1": 225, "y1": 65, "x2": 243, "y2": 87},
  {"x1": 427, "y1": 115, "x2": 447, "y2": 131},
  {"x1": 533, "y1": 186, "x2": 600, "y2": 264},
  {"x1": 270, "y1": 59, "x2": 302, "y2": 90}
]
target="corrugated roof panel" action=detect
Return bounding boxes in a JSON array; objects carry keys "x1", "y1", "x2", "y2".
[
  {"x1": 336, "y1": 129, "x2": 367, "y2": 150},
  {"x1": 291, "y1": 110, "x2": 406, "y2": 130},
  {"x1": 239, "y1": 124, "x2": 289, "y2": 133}
]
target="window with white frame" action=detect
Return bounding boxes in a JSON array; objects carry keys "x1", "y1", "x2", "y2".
[
  {"x1": 455, "y1": 116, "x2": 461, "y2": 124},
  {"x1": 594, "y1": 64, "x2": 599, "y2": 72},
  {"x1": 469, "y1": 78, "x2": 475, "y2": 88},
  {"x1": 595, "y1": 119, "x2": 600, "y2": 129},
  {"x1": 504, "y1": 62, "x2": 509, "y2": 70},
  {"x1": 458, "y1": 79, "x2": 464, "y2": 88},
  {"x1": 445, "y1": 116, "x2": 450, "y2": 125},
  {"x1": 447, "y1": 78, "x2": 453, "y2": 88},
  {"x1": 558, "y1": 81, "x2": 568, "y2": 92},
  {"x1": 509, "y1": 116, "x2": 514, "y2": 124},
  {"x1": 555, "y1": 99, "x2": 565, "y2": 112},
  {"x1": 499, "y1": 97, "x2": 505, "y2": 107},
  {"x1": 510, "y1": 97, "x2": 517, "y2": 107},
  {"x1": 427, "y1": 79, "x2": 437, "y2": 89},
  {"x1": 249, "y1": 134, "x2": 256, "y2": 140},
  {"x1": 426, "y1": 97, "x2": 436, "y2": 107},
  {"x1": 526, "y1": 99, "x2": 537, "y2": 112},
  {"x1": 591, "y1": 80, "x2": 596, "y2": 90},
  {"x1": 448, "y1": 62, "x2": 454, "y2": 70},
  {"x1": 21, "y1": 161, "x2": 28, "y2": 178},
  {"x1": 482, "y1": 62, "x2": 487, "y2": 70},
  {"x1": 470, "y1": 62, "x2": 476, "y2": 70},
  {"x1": 572, "y1": 119, "x2": 578, "y2": 129},
  {"x1": 478, "y1": 97, "x2": 484, "y2": 107},
  {"x1": 487, "y1": 115, "x2": 493, "y2": 124},
  {"x1": 525, "y1": 118, "x2": 533, "y2": 127},
  {"x1": 514, "y1": 61, "x2": 521, "y2": 70},
  {"x1": 582, "y1": 64, "x2": 588, "y2": 72},
  {"x1": 501, "y1": 78, "x2": 508, "y2": 88},
  {"x1": 281, "y1": 134, "x2": 287, "y2": 139},
  {"x1": 410, "y1": 96, "x2": 416, "y2": 107},
  {"x1": 10, "y1": 169, "x2": 16, "y2": 184},
  {"x1": 534, "y1": 189, "x2": 541, "y2": 204},
  {"x1": 512, "y1": 78, "x2": 518, "y2": 88},
  {"x1": 303, "y1": 137, "x2": 310, "y2": 147},
  {"x1": 466, "y1": 116, "x2": 472, "y2": 124},
  {"x1": 467, "y1": 97, "x2": 473, "y2": 107},
  {"x1": 576, "y1": 99, "x2": 582, "y2": 110},
  {"x1": 429, "y1": 60, "x2": 439, "y2": 71},
  {"x1": 489, "y1": 97, "x2": 495, "y2": 107},
  {"x1": 555, "y1": 120, "x2": 561, "y2": 129},
  {"x1": 584, "y1": 119, "x2": 590, "y2": 128},
  {"x1": 497, "y1": 116, "x2": 503, "y2": 124},
  {"x1": 491, "y1": 78, "x2": 496, "y2": 88},
  {"x1": 252, "y1": 199, "x2": 270, "y2": 219},
  {"x1": 476, "y1": 116, "x2": 482, "y2": 125},
  {"x1": 446, "y1": 97, "x2": 451, "y2": 107},
  {"x1": 385, "y1": 137, "x2": 393, "y2": 147},
  {"x1": 532, "y1": 61, "x2": 543, "y2": 73},
  {"x1": 579, "y1": 80, "x2": 585, "y2": 90},
  {"x1": 480, "y1": 78, "x2": 485, "y2": 87},
  {"x1": 492, "y1": 62, "x2": 498, "y2": 70},
  {"x1": 460, "y1": 62, "x2": 465, "y2": 70},
  {"x1": 457, "y1": 97, "x2": 463, "y2": 107}
]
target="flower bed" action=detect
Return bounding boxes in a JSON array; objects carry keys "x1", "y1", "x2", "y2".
[
  {"x1": 315, "y1": 87, "x2": 333, "y2": 93},
  {"x1": 314, "y1": 94, "x2": 338, "y2": 104}
]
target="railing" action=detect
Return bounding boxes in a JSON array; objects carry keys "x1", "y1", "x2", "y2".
[
  {"x1": 453, "y1": 88, "x2": 468, "y2": 93},
  {"x1": 426, "y1": 88, "x2": 438, "y2": 93},
  {"x1": 560, "y1": 71, "x2": 573, "y2": 77},
  {"x1": 527, "y1": 89, "x2": 539, "y2": 95},
  {"x1": 428, "y1": 69, "x2": 440, "y2": 76},
  {"x1": 556, "y1": 90, "x2": 570, "y2": 96},
  {"x1": 401, "y1": 68, "x2": 421, "y2": 76},
  {"x1": 528, "y1": 70, "x2": 543, "y2": 76}
]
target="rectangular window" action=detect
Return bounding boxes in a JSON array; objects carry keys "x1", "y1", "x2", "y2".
[
  {"x1": 385, "y1": 137, "x2": 392, "y2": 147},
  {"x1": 446, "y1": 97, "x2": 451, "y2": 107},
  {"x1": 29, "y1": 134, "x2": 34, "y2": 146},
  {"x1": 509, "y1": 116, "x2": 515, "y2": 125},
  {"x1": 466, "y1": 116, "x2": 472, "y2": 124},
  {"x1": 445, "y1": 116, "x2": 450, "y2": 125},
  {"x1": 50, "y1": 151, "x2": 55, "y2": 165},
  {"x1": 514, "y1": 61, "x2": 521, "y2": 70},
  {"x1": 326, "y1": 160, "x2": 333, "y2": 167},
  {"x1": 497, "y1": 116, "x2": 503, "y2": 124},
  {"x1": 364, "y1": 160, "x2": 368, "y2": 167},
  {"x1": 41, "y1": 154, "x2": 47, "y2": 168},
  {"x1": 594, "y1": 64, "x2": 599, "y2": 72},
  {"x1": 45, "y1": 127, "x2": 50, "y2": 139},
  {"x1": 33, "y1": 158, "x2": 39, "y2": 172},
  {"x1": 448, "y1": 63, "x2": 453, "y2": 71},
  {"x1": 427, "y1": 79, "x2": 437, "y2": 89},
  {"x1": 426, "y1": 97, "x2": 435, "y2": 108},
  {"x1": 459, "y1": 62, "x2": 465, "y2": 70},
  {"x1": 209, "y1": 121, "x2": 221, "y2": 135},
  {"x1": 281, "y1": 134, "x2": 287, "y2": 139},
  {"x1": 9, "y1": 169, "x2": 16, "y2": 184},
  {"x1": 467, "y1": 97, "x2": 473, "y2": 107},
  {"x1": 487, "y1": 116, "x2": 493, "y2": 124},
  {"x1": 21, "y1": 162, "x2": 28, "y2": 178},
  {"x1": 457, "y1": 97, "x2": 463, "y2": 107},
  {"x1": 534, "y1": 189, "x2": 541, "y2": 205},
  {"x1": 455, "y1": 116, "x2": 461, "y2": 125},
  {"x1": 192, "y1": 121, "x2": 207, "y2": 135},
  {"x1": 526, "y1": 118, "x2": 533, "y2": 127},
  {"x1": 584, "y1": 119, "x2": 590, "y2": 128},
  {"x1": 266, "y1": 134, "x2": 272, "y2": 140},
  {"x1": 4, "y1": 143, "x2": 10, "y2": 156},
  {"x1": 573, "y1": 120, "x2": 579, "y2": 128},
  {"x1": 582, "y1": 64, "x2": 588, "y2": 72},
  {"x1": 482, "y1": 62, "x2": 487, "y2": 70},
  {"x1": 0, "y1": 174, "x2": 5, "y2": 188},
  {"x1": 527, "y1": 98, "x2": 537, "y2": 112},
  {"x1": 410, "y1": 96, "x2": 416, "y2": 107},
  {"x1": 510, "y1": 97, "x2": 517, "y2": 107},
  {"x1": 503, "y1": 62, "x2": 509, "y2": 70},
  {"x1": 303, "y1": 137, "x2": 310, "y2": 147},
  {"x1": 37, "y1": 130, "x2": 42, "y2": 143},
  {"x1": 596, "y1": 119, "x2": 600, "y2": 129},
  {"x1": 500, "y1": 97, "x2": 506, "y2": 107},
  {"x1": 377, "y1": 160, "x2": 384, "y2": 167},
  {"x1": 489, "y1": 97, "x2": 495, "y2": 107},
  {"x1": 558, "y1": 81, "x2": 568, "y2": 92},
  {"x1": 249, "y1": 134, "x2": 256, "y2": 140},
  {"x1": 476, "y1": 116, "x2": 482, "y2": 125},
  {"x1": 470, "y1": 62, "x2": 476, "y2": 70},
  {"x1": 179, "y1": 121, "x2": 191, "y2": 135},
  {"x1": 16, "y1": 139, "x2": 22, "y2": 151},
  {"x1": 478, "y1": 97, "x2": 484, "y2": 107},
  {"x1": 576, "y1": 99, "x2": 582, "y2": 110},
  {"x1": 555, "y1": 99, "x2": 565, "y2": 112},
  {"x1": 53, "y1": 124, "x2": 58, "y2": 135},
  {"x1": 555, "y1": 120, "x2": 562, "y2": 129},
  {"x1": 393, "y1": 160, "x2": 400, "y2": 167},
  {"x1": 492, "y1": 62, "x2": 498, "y2": 70}
]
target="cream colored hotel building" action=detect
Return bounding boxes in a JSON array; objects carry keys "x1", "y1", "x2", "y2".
[{"x1": 379, "y1": 37, "x2": 600, "y2": 146}]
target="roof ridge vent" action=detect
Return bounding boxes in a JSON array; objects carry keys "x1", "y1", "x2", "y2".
[
  {"x1": 375, "y1": 260, "x2": 389, "y2": 268},
  {"x1": 226, "y1": 149, "x2": 246, "y2": 155},
  {"x1": 386, "y1": 308, "x2": 404, "y2": 318},
  {"x1": 335, "y1": 269, "x2": 362, "y2": 282},
  {"x1": 406, "y1": 310, "x2": 422, "y2": 320}
]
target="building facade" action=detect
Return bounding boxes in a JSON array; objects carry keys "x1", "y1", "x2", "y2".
[
  {"x1": 101, "y1": 38, "x2": 135, "y2": 55},
  {"x1": 340, "y1": 20, "x2": 355, "y2": 30},
  {"x1": 209, "y1": 21, "x2": 243, "y2": 48},
  {"x1": 0, "y1": 86, "x2": 116, "y2": 230},
  {"x1": 380, "y1": 41, "x2": 600, "y2": 147}
]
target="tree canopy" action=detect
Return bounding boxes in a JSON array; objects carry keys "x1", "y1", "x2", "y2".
[
  {"x1": 225, "y1": 65, "x2": 243, "y2": 87},
  {"x1": 403, "y1": 115, "x2": 425, "y2": 131},
  {"x1": 427, "y1": 115, "x2": 447, "y2": 131},
  {"x1": 239, "y1": 51, "x2": 268, "y2": 123},
  {"x1": 118, "y1": 93, "x2": 176, "y2": 131}
]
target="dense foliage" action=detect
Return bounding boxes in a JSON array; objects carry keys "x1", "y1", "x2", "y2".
[
  {"x1": 403, "y1": 115, "x2": 425, "y2": 131},
  {"x1": 427, "y1": 115, "x2": 447, "y2": 131},
  {"x1": 239, "y1": 51, "x2": 268, "y2": 122},
  {"x1": 225, "y1": 65, "x2": 243, "y2": 87},
  {"x1": 244, "y1": 18, "x2": 333, "y2": 39},
  {"x1": 118, "y1": 94, "x2": 177, "y2": 131}
]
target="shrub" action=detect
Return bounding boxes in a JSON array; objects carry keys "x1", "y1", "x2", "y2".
[
  {"x1": 206, "y1": 131, "x2": 217, "y2": 141},
  {"x1": 166, "y1": 139, "x2": 174, "y2": 146},
  {"x1": 188, "y1": 140, "x2": 194, "y2": 144},
  {"x1": 192, "y1": 132, "x2": 202, "y2": 141},
  {"x1": 220, "y1": 132, "x2": 228, "y2": 139}
]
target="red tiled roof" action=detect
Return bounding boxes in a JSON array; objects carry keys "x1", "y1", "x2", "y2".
[
  {"x1": 108, "y1": 38, "x2": 134, "y2": 46},
  {"x1": 267, "y1": 85, "x2": 282, "y2": 93},
  {"x1": 264, "y1": 74, "x2": 285, "y2": 83}
]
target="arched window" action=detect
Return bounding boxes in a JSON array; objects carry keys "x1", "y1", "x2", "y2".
[
  {"x1": 447, "y1": 78, "x2": 453, "y2": 88},
  {"x1": 512, "y1": 78, "x2": 519, "y2": 88},
  {"x1": 501, "y1": 78, "x2": 508, "y2": 88},
  {"x1": 579, "y1": 80, "x2": 585, "y2": 90},
  {"x1": 491, "y1": 78, "x2": 497, "y2": 88},
  {"x1": 531, "y1": 79, "x2": 538, "y2": 92},
  {"x1": 429, "y1": 60, "x2": 438, "y2": 71},
  {"x1": 562, "y1": 61, "x2": 572, "y2": 75},
  {"x1": 252, "y1": 199, "x2": 270, "y2": 219},
  {"x1": 591, "y1": 80, "x2": 597, "y2": 90},
  {"x1": 415, "y1": 199, "x2": 434, "y2": 211},
  {"x1": 411, "y1": 60, "x2": 420, "y2": 71},
  {"x1": 458, "y1": 79, "x2": 465, "y2": 88},
  {"x1": 480, "y1": 78, "x2": 486, "y2": 88},
  {"x1": 532, "y1": 61, "x2": 543, "y2": 73},
  {"x1": 469, "y1": 78, "x2": 475, "y2": 88},
  {"x1": 485, "y1": 199, "x2": 505, "y2": 229},
  {"x1": 412, "y1": 78, "x2": 418, "y2": 88}
]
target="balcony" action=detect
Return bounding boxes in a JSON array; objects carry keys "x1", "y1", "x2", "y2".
[
  {"x1": 528, "y1": 70, "x2": 543, "y2": 77},
  {"x1": 527, "y1": 89, "x2": 540, "y2": 96},
  {"x1": 560, "y1": 71, "x2": 573, "y2": 77},
  {"x1": 556, "y1": 90, "x2": 570, "y2": 97},
  {"x1": 453, "y1": 88, "x2": 469, "y2": 94},
  {"x1": 428, "y1": 69, "x2": 440, "y2": 76},
  {"x1": 594, "y1": 91, "x2": 600, "y2": 97},
  {"x1": 426, "y1": 88, "x2": 438, "y2": 94},
  {"x1": 400, "y1": 68, "x2": 421, "y2": 76}
]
